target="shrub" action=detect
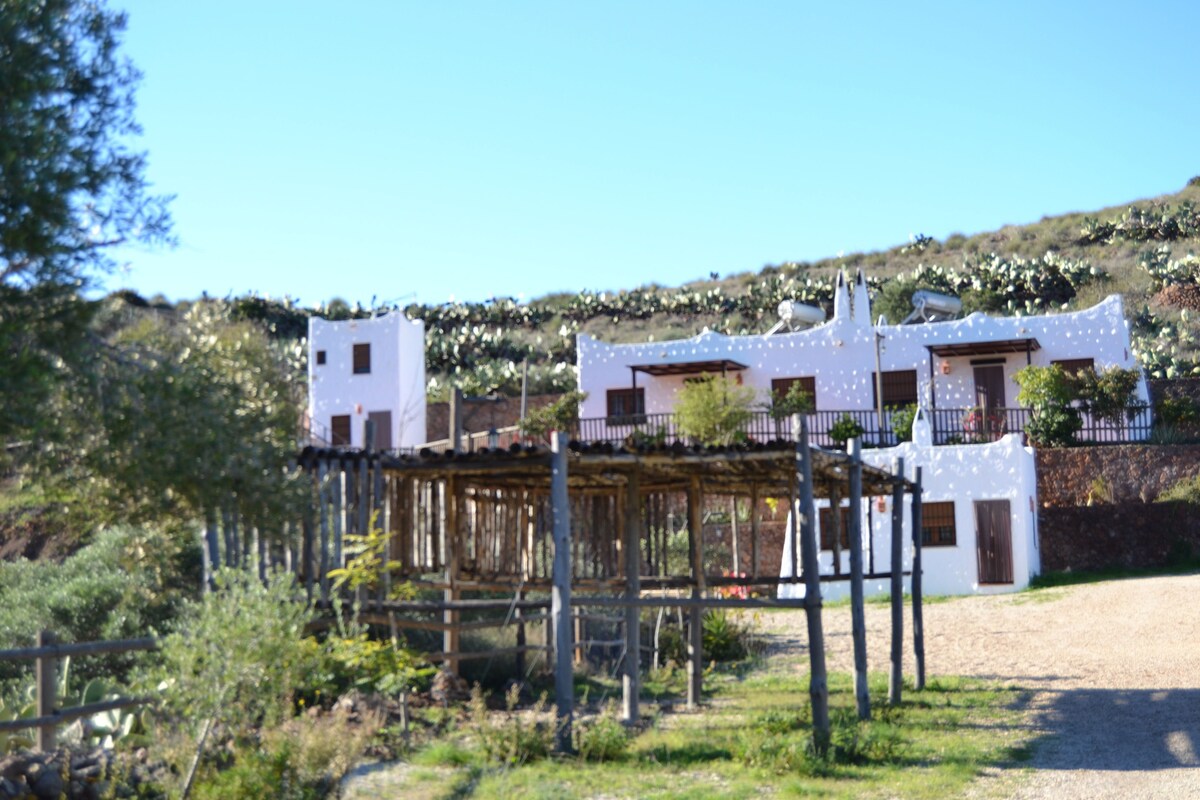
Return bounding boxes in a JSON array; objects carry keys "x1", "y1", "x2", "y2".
[
  {"x1": 468, "y1": 684, "x2": 554, "y2": 766},
  {"x1": 0, "y1": 526, "x2": 193, "y2": 694},
  {"x1": 1014, "y1": 365, "x2": 1080, "y2": 447},
  {"x1": 768, "y1": 381, "x2": 815, "y2": 421},
  {"x1": 152, "y1": 568, "x2": 315, "y2": 736},
  {"x1": 829, "y1": 414, "x2": 865, "y2": 447},
  {"x1": 520, "y1": 390, "x2": 587, "y2": 441},
  {"x1": 702, "y1": 610, "x2": 750, "y2": 662},
  {"x1": 1156, "y1": 474, "x2": 1200, "y2": 504},
  {"x1": 675, "y1": 374, "x2": 756, "y2": 446},
  {"x1": 1075, "y1": 367, "x2": 1142, "y2": 425},
  {"x1": 890, "y1": 404, "x2": 917, "y2": 443},
  {"x1": 576, "y1": 702, "x2": 629, "y2": 762}
]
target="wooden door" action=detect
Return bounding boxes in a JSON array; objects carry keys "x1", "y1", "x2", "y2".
[
  {"x1": 974, "y1": 500, "x2": 1013, "y2": 584},
  {"x1": 973, "y1": 365, "x2": 1006, "y2": 410},
  {"x1": 367, "y1": 410, "x2": 393, "y2": 449}
]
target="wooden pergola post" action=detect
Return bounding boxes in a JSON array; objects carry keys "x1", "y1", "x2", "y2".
[
  {"x1": 911, "y1": 466, "x2": 926, "y2": 690},
  {"x1": 889, "y1": 457, "x2": 905, "y2": 705},
  {"x1": 622, "y1": 470, "x2": 641, "y2": 723},
  {"x1": 550, "y1": 432, "x2": 574, "y2": 753},
  {"x1": 443, "y1": 476, "x2": 460, "y2": 676},
  {"x1": 686, "y1": 475, "x2": 705, "y2": 710},
  {"x1": 847, "y1": 438, "x2": 871, "y2": 720},
  {"x1": 794, "y1": 414, "x2": 830, "y2": 755}
]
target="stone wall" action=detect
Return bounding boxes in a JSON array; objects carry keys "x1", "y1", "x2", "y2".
[
  {"x1": 425, "y1": 393, "x2": 560, "y2": 442},
  {"x1": 1039, "y1": 502, "x2": 1200, "y2": 572},
  {"x1": 1036, "y1": 444, "x2": 1200, "y2": 507}
]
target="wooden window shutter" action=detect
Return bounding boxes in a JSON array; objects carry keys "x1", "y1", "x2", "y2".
[{"x1": 353, "y1": 343, "x2": 371, "y2": 374}]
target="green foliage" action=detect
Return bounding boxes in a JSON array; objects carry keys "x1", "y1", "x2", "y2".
[
  {"x1": 1015, "y1": 365, "x2": 1082, "y2": 447},
  {"x1": 153, "y1": 569, "x2": 314, "y2": 735},
  {"x1": 519, "y1": 390, "x2": 587, "y2": 441},
  {"x1": 1156, "y1": 474, "x2": 1200, "y2": 505},
  {"x1": 191, "y1": 742, "x2": 325, "y2": 800},
  {"x1": 674, "y1": 374, "x2": 756, "y2": 446},
  {"x1": 468, "y1": 684, "x2": 554, "y2": 766},
  {"x1": 890, "y1": 404, "x2": 917, "y2": 443},
  {"x1": 1080, "y1": 202, "x2": 1200, "y2": 244},
  {"x1": 575, "y1": 702, "x2": 630, "y2": 762},
  {"x1": 767, "y1": 381, "x2": 814, "y2": 420},
  {"x1": 829, "y1": 414, "x2": 865, "y2": 447},
  {"x1": 0, "y1": 526, "x2": 192, "y2": 693},
  {"x1": 1156, "y1": 395, "x2": 1200, "y2": 436},
  {"x1": 0, "y1": 0, "x2": 172, "y2": 288},
  {"x1": 1139, "y1": 245, "x2": 1200, "y2": 290},
  {"x1": 43, "y1": 302, "x2": 307, "y2": 527},
  {"x1": 701, "y1": 610, "x2": 751, "y2": 662},
  {"x1": 1075, "y1": 367, "x2": 1142, "y2": 425},
  {"x1": 303, "y1": 609, "x2": 434, "y2": 703}
]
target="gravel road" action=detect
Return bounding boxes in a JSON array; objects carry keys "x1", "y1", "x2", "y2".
[{"x1": 760, "y1": 573, "x2": 1200, "y2": 799}]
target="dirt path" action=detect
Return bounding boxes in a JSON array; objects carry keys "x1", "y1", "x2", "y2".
[{"x1": 759, "y1": 573, "x2": 1200, "y2": 798}]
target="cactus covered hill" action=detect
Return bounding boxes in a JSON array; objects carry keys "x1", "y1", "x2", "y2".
[{"x1": 113, "y1": 177, "x2": 1200, "y2": 398}]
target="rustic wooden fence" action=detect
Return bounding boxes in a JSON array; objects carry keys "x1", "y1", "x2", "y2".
[{"x1": 0, "y1": 631, "x2": 158, "y2": 752}]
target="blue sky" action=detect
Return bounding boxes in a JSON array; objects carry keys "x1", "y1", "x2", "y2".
[{"x1": 111, "y1": 1, "x2": 1200, "y2": 307}]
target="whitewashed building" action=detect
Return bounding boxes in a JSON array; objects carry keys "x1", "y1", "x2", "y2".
[
  {"x1": 780, "y1": 414, "x2": 1041, "y2": 599},
  {"x1": 307, "y1": 312, "x2": 426, "y2": 450},
  {"x1": 576, "y1": 269, "x2": 1150, "y2": 448}
]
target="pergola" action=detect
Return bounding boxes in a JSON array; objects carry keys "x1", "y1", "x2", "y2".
[{"x1": 260, "y1": 420, "x2": 928, "y2": 752}]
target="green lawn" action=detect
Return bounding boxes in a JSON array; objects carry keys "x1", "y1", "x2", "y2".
[{"x1": 376, "y1": 667, "x2": 1034, "y2": 799}]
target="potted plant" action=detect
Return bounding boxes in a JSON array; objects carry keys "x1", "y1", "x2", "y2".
[
  {"x1": 829, "y1": 413, "x2": 865, "y2": 449},
  {"x1": 767, "y1": 382, "x2": 815, "y2": 438}
]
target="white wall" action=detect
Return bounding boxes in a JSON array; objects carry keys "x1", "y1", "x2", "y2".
[
  {"x1": 779, "y1": 433, "x2": 1040, "y2": 600},
  {"x1": 308, "y1": 312, "x2": 426, "y2": 449},
  {"x1": 577, "y1": 292, "x2": 1147, "y2": 423}
]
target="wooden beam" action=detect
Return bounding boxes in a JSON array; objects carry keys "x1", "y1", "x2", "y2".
[
  {"x1": 444, "y1": 477, "x2": 460, "y2": 675},
  {"x1": 550, "y1": 432, "x2": 574, "y2": 753},
  {"x1": 889, "y1": 457, "x2": 905, "y2": 705},
  {"x1": 847, "y1": 438, "x2": 871, "y2": 720},
  {"x1": 623, "y1": 471, "x2": 641, "y2": 724},
  {"x1": 911, "y1": 466, "x2": 926, "y2": 691},
  {"x1": 794, "y1": 414, "x2": 830, "y2": 755},
  {"x1": 686, "y1": 475, "x2": 704, "y2": 710}
]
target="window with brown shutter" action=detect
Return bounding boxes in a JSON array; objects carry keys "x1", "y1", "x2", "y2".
[
  {"x1": 1052, "y1": 358, "x2": 1095, "y2": 378},
  {"x1": 771, "y1": 376, "x2": 817, "y2": 409},
  {"x1": 818, "y1": 506, "x2": 852, "y2": 551},
  {"x1": 606, "y1": 388, "x2": 645, "y2": 419},
  {"x1": 872, "y1": 369, "x2": 918, "y2": 408},
  {"x1": 921, "y1": 501, "x2": 956, "y2": 546},
  {"x1": 352, "y1": 343, "x2": 371, "y2": 374},
  {"x1": 331, "y1": 414, "x2": 352, "y2": 446}
]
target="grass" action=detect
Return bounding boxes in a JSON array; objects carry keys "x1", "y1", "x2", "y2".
[
  {"x1": 394, "y1": 667, "x2": 1034, "y2": 799},
  {"x1": 1029, "y1": 560, "x2": 1200, "y2": 591}
]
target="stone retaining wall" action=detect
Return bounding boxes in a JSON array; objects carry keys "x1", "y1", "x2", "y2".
[
  {"x1": 1036, "y1": 444, "x2": 1200, "y2": 506},
  {"x1": 1038, "y1": 502, "x2": 1200, "y2": 573}
]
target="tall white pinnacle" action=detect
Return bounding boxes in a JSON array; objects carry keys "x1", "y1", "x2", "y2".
[
  {"x1": 833, "y1": 269, "x2": 851, "y2": 322},
  {"x1": 852, "y1": 268, "x2": 872, "y2": 327}
]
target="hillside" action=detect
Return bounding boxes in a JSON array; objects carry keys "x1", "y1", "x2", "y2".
[{"x1": 112, "y1": 177, "x2": 1200, "y2": 397}]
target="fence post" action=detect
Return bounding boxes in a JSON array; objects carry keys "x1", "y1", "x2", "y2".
[
  {"x1": 35, "y1": 630, "x2": 57, "y2": 752},
  {"x1": 550, "y1": 432, "x2": 574, "y2": 753}
]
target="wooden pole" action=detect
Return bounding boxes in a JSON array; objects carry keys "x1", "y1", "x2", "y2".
[
  {"x1": 750, "y1": 485, "x2": 760, "y2": 579},
  {"x1": 203, "y1": 511, "x2": 219, "y2": 591},
  {"x1": 847, "y1": 438, "x2": 871, "y2": 720},
  {"x1": 730, "y1": 496, "x2": 740, "y2": 575},
  {"x1": 550, "y1": 432, "x2": 574, "y2": 753},
  {"x1": 889, "y1": 457, "x2": 905, "y2": 705},
  {"x1": 444, "y1": 476, "x2": 460, "y2": 675},
  {"x1": 794, "y1": 414, "x2": 830, "y2": 755},
  {"x1": 829, "y1": 485, "x2": 843, "y2": 576},
  {"x1": 35, "y1": 630, "x2": 56, "y2": 752},
  {"x1": 686, "y1": 475, "x2": 704, "y2": 710},
  {"x1": 317, "y1": 459, "x2": 331, "y2": 602},
  {"x1": 623, "y1": 470, "x2": 641, "y2": 724},
  {"x1": 911, "y1": 466, "x2": 926, "y2": 691},
  {"x1": 450, "y1": 389, "x2": 464, "y2": 453}
]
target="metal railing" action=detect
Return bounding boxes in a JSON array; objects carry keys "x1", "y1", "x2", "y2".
[
  {"x1": 579, "y1": 404, "x2": 1155, "y2": 448},
  {"x1": 418, "y1": 424, "x2": 526, "y2": 454}
]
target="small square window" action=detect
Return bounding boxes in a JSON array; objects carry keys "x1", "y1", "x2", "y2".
[
  {"x1": 921, "y1": 501, "x2": 957, "y2": 546},
  {"x1": 316, "y1": 350, "x2": 326, "y2": 366},
  {"x1": 353, "y1": 343, "x2": 371, "y2": 374}
]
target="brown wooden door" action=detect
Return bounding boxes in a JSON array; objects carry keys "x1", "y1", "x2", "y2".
[
  {"x1": 973, "y1": 365, "x2": 1006, "y2": 411},
  {"x1": 974, "y1": 500, "x2": 1013, "y2": 584},
  {"x1": 367, "y1": 411, "x2": 393, "y2": 449}
]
